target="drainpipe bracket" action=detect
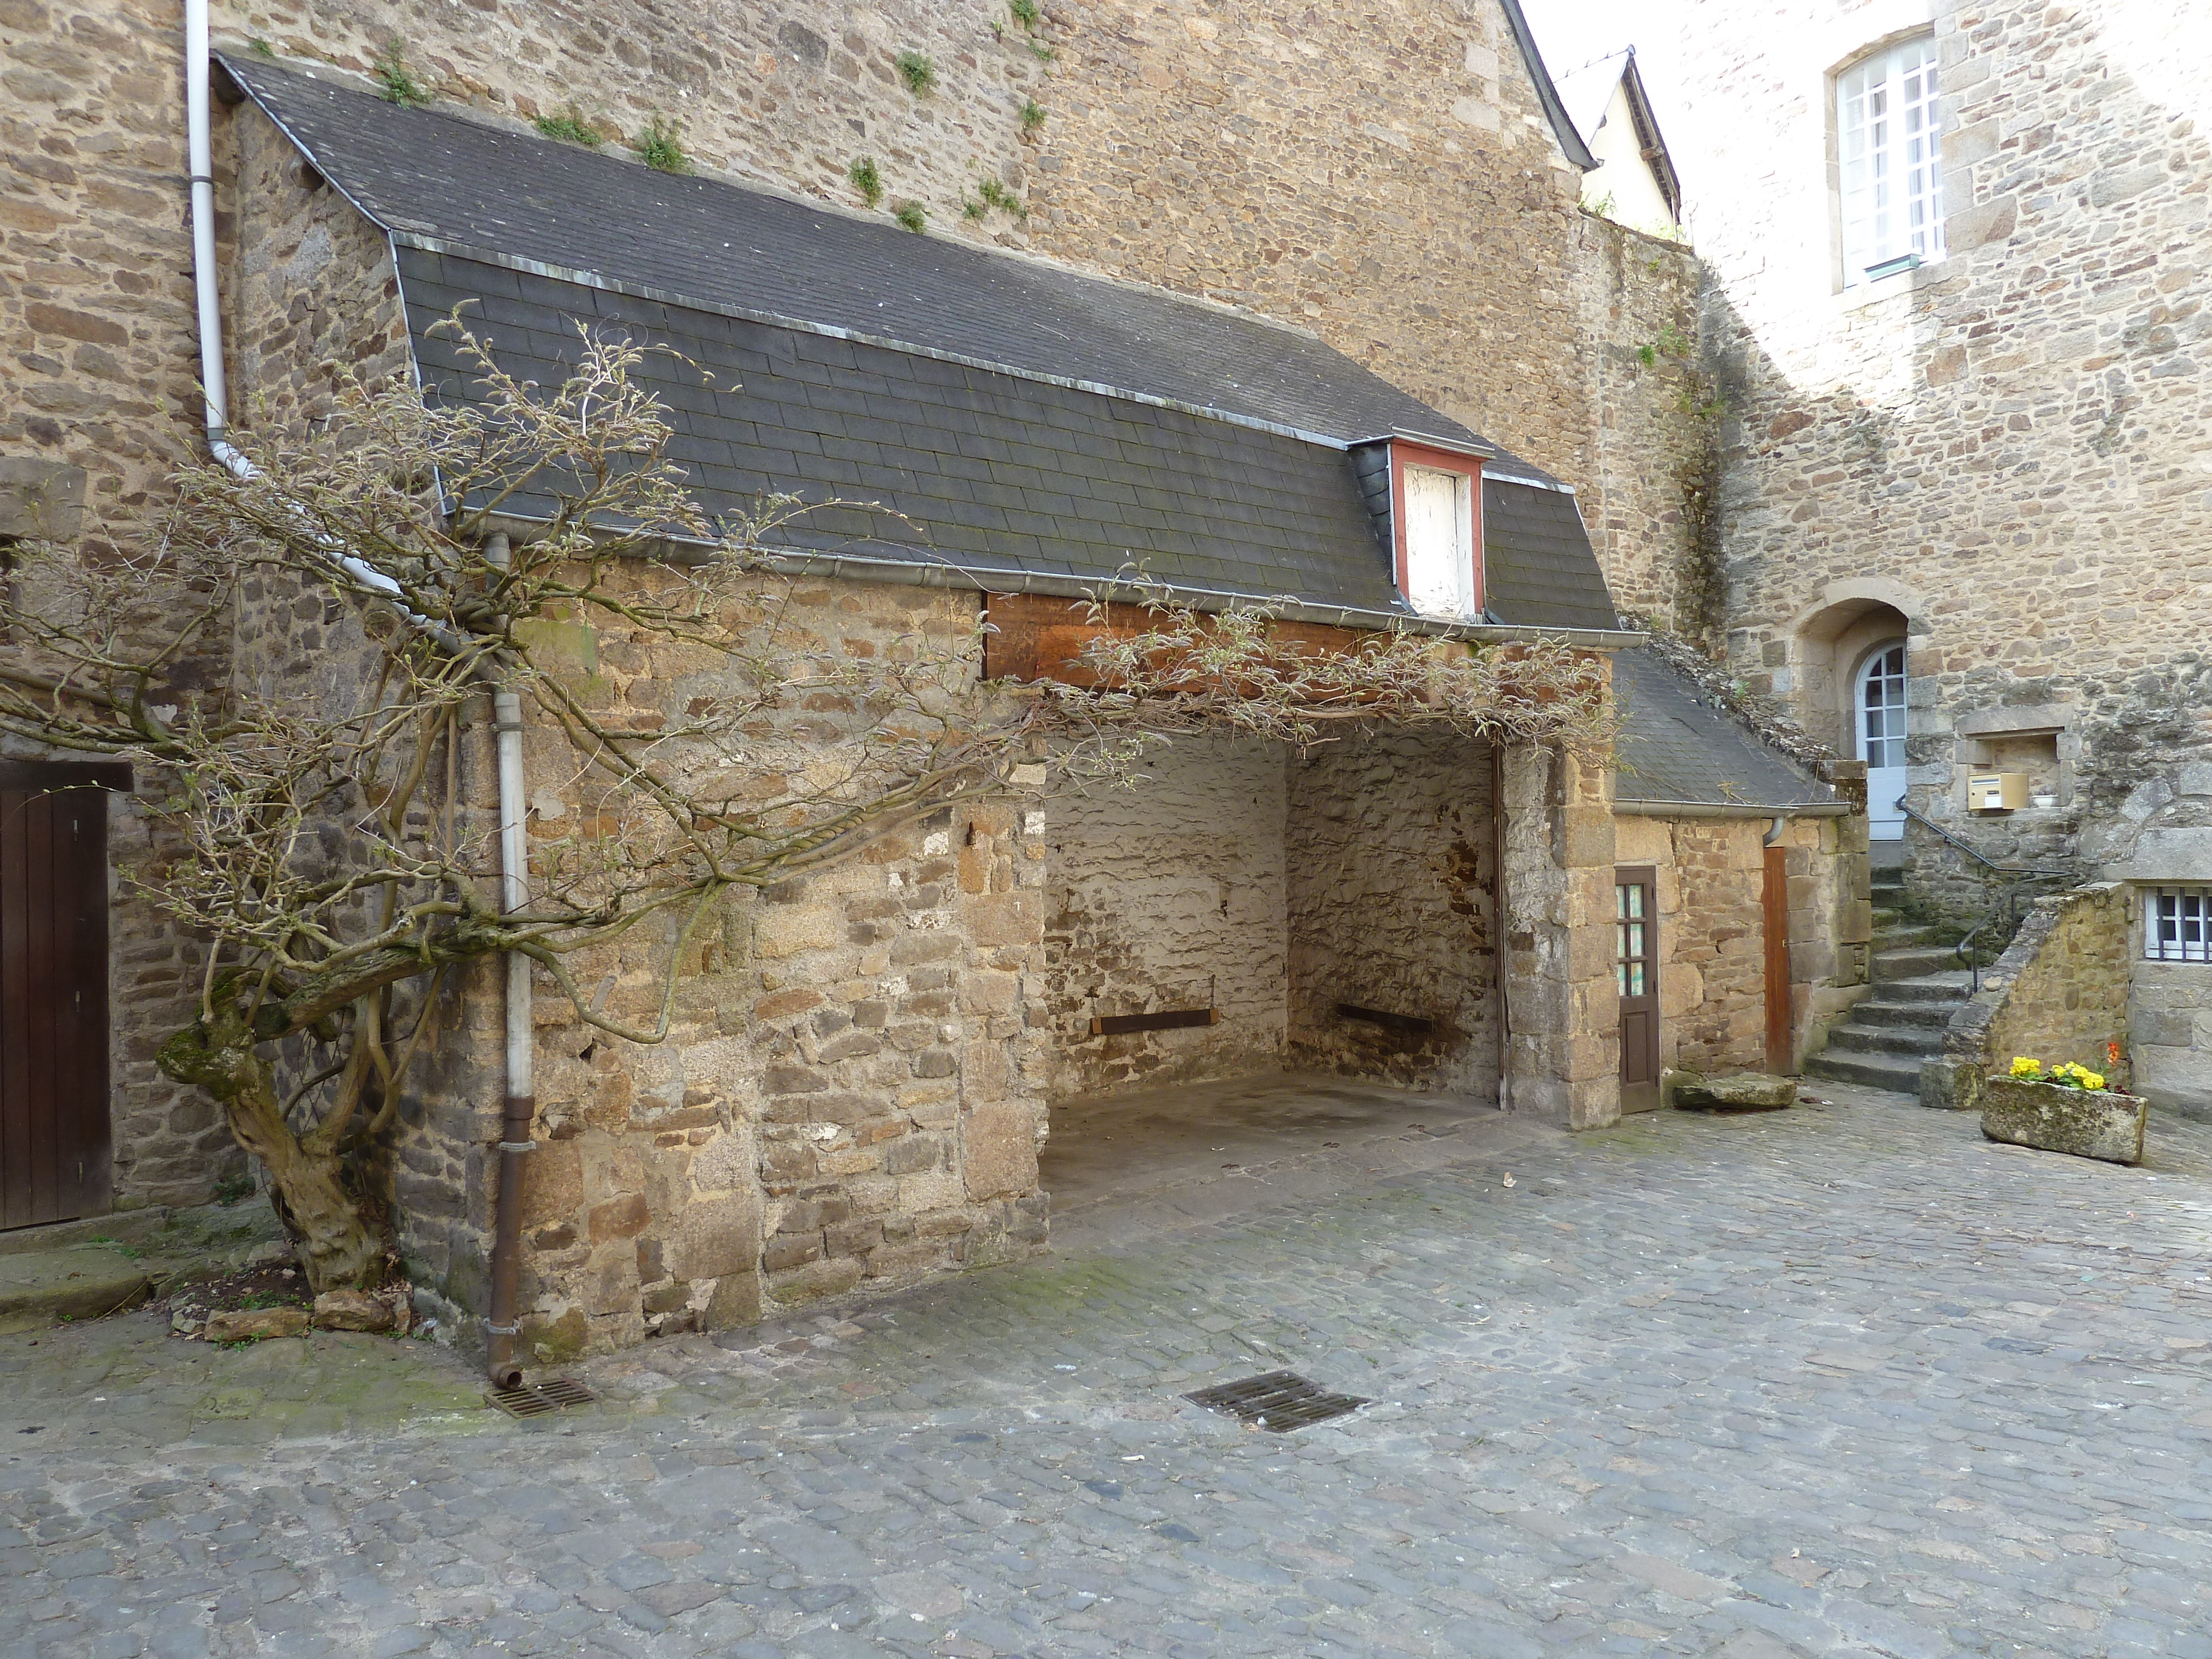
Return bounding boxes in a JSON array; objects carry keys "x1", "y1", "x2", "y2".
[{"x1": 497, "y1": 1140, "x2": 538, "y2": 1153}]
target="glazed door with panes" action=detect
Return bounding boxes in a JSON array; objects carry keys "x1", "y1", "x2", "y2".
[
  {"x1": 1, "y1": 764, "x2": 117, "y2": 1229},
  {"x1": 1616, "y1": 867, "x2": 1660, "y2": 1112},
  {"x1": 1857, "y1": 643, "x2": 1908, "y2": 842}
]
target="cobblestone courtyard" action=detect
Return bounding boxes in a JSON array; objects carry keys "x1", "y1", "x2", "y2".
[{"x1": 5, "y1": 1085, "x2": 2211, "y2": 1658}]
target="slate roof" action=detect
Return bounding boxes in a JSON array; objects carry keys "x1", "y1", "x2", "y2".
[
  {"x1": 222, "y1": 53, "x2": 1627, "y2": 636},
  {"x1": 403, "y1": 249, "x2": 1405, "y2": 612},
  {"x1": 1612, "y1": 650, "x2": 1837, "y2": 810},
  {"x1": 1482, "y1": 480, "x2": 1620, "y2": 632},
  {"x1": 220, "y1": 56, "x2": 1488, "y2": 455}
]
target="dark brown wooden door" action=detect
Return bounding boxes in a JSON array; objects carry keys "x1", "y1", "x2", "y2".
[
  {"x1": 1, "y1": 763, "x2": 119, "y2": 1229},
  {"x1": 1616, "y1": 866, "x2": 1660, "y2": 1112},
  {"x1": 1762, "y1": 843, "x2": 1793, "y2": 1073}
]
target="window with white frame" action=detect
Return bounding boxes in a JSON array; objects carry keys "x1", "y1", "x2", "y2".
[
  {"x1": 1836, "y1": 35, "x2": 1945, "y2": 288},
  {"x1": 2145, "y1": 886, "x2": 2212, "y2": 962},
  {"x1": 1401, "y1": 464, "x2": 1477, "y2": 620}
]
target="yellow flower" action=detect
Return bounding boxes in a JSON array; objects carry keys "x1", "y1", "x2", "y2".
[
  {"x1": 2081, "y1": 1071, "x2": 2105, "y2": 1091},
  {"x1": 2010, "y1": 1056, "x2": 2042, "y2": 1078}
]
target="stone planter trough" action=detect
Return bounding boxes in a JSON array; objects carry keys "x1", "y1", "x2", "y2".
[{"x1": 1979, "y1": 1075, "x2": 2146, "y2": 1165}]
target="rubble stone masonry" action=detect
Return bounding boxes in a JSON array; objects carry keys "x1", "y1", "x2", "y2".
[
  {"x1": 6, "y1": 0, "x2": 1698, "y2": 1294},
  {"x1": 1640, "y1": 0, "x2": 2212, "y2": 950}
]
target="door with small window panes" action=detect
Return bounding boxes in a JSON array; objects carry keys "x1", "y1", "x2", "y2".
[{"x1": 1616, "y1": 867, "x2": 1659, "y2": 1112}]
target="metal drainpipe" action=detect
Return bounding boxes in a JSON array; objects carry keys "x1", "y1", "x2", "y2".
[
  {"x1": 1492, "y1": 747, "x2": 1512, "y2": 1113},
  {"x1": 183, "y1": 20, "x2": 534, "y2": 1378},
  {"x1": 482, "y1": 531, "x2": 535, "y2": 1388}
]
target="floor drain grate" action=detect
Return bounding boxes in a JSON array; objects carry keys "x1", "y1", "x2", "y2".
[
  {"x1": 1185, "y1": 1370, "x2": 1369, "y2": 1432},
  {"x1": 486, "y1": 1377, "x2": 597, "y2": 1418}
]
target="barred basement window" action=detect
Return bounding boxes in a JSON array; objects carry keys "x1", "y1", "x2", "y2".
[
  {"x1": 2145, "y1": 886, "x2": 2212, "y2": 963},
  {"x1": 1836, "y1": 35, "x2": 1945, "y2": 287}
]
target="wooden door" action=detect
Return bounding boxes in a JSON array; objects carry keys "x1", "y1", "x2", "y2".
[
  {"x1": 1616, "y1": 867, "x2": 1659, "y2": 1112},
  {"x1": 1, "y1": 763, "x2": 121, "y2": 1229},
  {"x1": 1762, "y1": 843, "x2": 1793, "y2": 1073}
]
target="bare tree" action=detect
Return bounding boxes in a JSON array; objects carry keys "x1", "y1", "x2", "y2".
[{"x1": 0, "y1": 329, "x2": 1615, "y2": 1293}]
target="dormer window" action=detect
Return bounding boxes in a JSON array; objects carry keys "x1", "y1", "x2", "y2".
[{"x1": 1390, "y1": 441, "x2": 1483, "y2": 621}]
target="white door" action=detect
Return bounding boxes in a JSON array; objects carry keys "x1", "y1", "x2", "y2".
[{"x1": 1856, "y1": 642, "x2": 1908, "y2": 841}]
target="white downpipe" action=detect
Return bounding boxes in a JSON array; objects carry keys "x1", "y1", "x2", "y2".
[
  {"x1": 185, "y1": 0, "x2": 226, "y2": 450},
  {"x1": 487, "y1": 534, "x2": 534, "y2": 1099},
  {"x1": 185, "y1": 1, "x2": 410, "y2": 612},
  {"x1": 184, "y1": 7, "x2": 536, "y2": 1379}
]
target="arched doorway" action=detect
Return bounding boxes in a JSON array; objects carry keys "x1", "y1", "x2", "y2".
[
  {"x1": 1854, "y1": 640, "x2": 1909, "y2": 839},
  {"x1": 1786, "y1": 586, "x2": 1919, "y2": 837}
]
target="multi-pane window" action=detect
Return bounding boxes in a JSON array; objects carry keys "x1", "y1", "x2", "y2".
[
  {"x1": 1616, "y1": 881, "x2": 1648, "y2": 997},
  {"x1": 1859, "y1": 643, "x2": 1907, "y2": 769},
  {"x1": 1402, "y1": 464, "x2": 1477, "y2": 620},
  {"x1": 2145, "y1": 887, "x2": 2212, "y2": 962},
  {"x1": 1837, "y1": 36, "x2": 1945, "y2": 286}
]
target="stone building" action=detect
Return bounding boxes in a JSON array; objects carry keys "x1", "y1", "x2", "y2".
[
  {"x1": 1611, "y1": 0, "x2": 2212, "y2": 1113},
  {"x1": 2, "y1": 0, "x2": 1874, "y2": 1353}
]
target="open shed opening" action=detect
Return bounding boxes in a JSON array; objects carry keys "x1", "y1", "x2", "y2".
[{"x1": 1037, "y1": 728, "x2": 1504, "y2": 1211}]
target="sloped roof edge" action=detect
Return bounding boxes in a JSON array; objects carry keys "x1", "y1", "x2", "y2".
[
  {"x1": 1617, "y1": 50, "x2": 1684, "y2": 221},
  {"x1": 1498, "y1": 0, "x2": 1600, "y2": 171}
]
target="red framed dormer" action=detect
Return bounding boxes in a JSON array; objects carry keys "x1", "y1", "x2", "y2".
[{"x1": 1386, "y1": 439, "x2": 1485, "y2": 622}]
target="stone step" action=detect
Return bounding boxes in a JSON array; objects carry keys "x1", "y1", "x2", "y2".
[
  {"x1": 1804, "y1": 1048, "x2": 1925, "y2": 1094},
  {"x1": 1852, "y1": 995, "x2": 1961, "y2": 1030},
  {"x1": 1869, "y1": 971, "x2": 1975, "y2": 1004},
  {"x1": 0, "y1": 1199, "x2": 289, "y2": 1331},
  {"x1": 1874, "y1": 924, "x2": 1948, "y2": 951},
  {"x1": 0, "y1": 1246, "x2": 153, "y2": 1334},
  {"x1": 1872, "y1": 945, "x2": 1965, "y2": 982},
  {"x1": 0, "y1": 1206, "x2": 173, "y2": 1258},
  {"x1": 1825, "y1": 1021, "x2": 1946, "y2": 1057}
]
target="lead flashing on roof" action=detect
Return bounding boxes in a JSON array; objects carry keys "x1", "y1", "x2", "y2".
[
  {"x1": 471, "y1": 509, "x2": 1647, "y2": 651},
  {"x1": 1613, "y1": 799, "x2": 1853, "y2": 819}
]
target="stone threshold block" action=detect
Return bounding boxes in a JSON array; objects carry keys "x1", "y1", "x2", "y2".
[
  {"x1": 1979, "y1": 1076, "x2": 2147, "y2": 1165},
  {"x1": 1661, "y1": 1070, "x2": 1797, "y2": 1112}
]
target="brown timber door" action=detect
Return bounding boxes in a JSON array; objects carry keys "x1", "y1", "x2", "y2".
[
  {"x1": 1616, "y1": 866, "x2": 1660, "y2": 1112},
  {"x1": 1, "y1": 763, "x2": 121, "y2": 1229},
  {"x1": 1762, "y1": 843, "x2": 1793, "y2": 1073}
]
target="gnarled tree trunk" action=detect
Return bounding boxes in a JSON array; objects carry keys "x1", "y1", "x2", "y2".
[{"x1": 158, "y1": 1015, "x2": 385, "y2": 1294}]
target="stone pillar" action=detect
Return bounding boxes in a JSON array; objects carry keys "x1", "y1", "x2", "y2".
[
  {"x1": 1826, "y1": 760, "x2": 1873, "y2": 981},
  {"x1": 1500, "y1": 744, "x2": 1620, "y2": 1129}
]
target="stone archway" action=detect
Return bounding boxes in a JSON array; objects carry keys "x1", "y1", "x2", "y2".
[{"x1": 1785, "y1": 581, "x2": 1923, "y2": 757}]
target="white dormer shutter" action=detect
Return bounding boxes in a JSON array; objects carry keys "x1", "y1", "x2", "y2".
[{"x1": 1402, "y1": 464, "x2": 1476, "y2": 619}]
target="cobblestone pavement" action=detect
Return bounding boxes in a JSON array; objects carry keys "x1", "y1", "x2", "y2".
[{"x1": 6, "y1": 1084, "x2": 2212, "y2": 1659}]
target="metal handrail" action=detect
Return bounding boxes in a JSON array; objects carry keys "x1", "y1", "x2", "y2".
[
  {"x1": 1890, "y1": 798, "x2": 2075, "y2": 993},
  {"x1": 1892, "y1": 800, "x2": 2072, "y2": 879}
]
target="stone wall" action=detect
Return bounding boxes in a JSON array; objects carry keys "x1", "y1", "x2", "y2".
[
  {"x1": 495, "y1": 579, "x2": 1055, "y2": 1358},
  {"x1": 1, "y1": 0, "x2": 243, "y2": 1210},
  {"x1": 1924, "y1": 884, "x2": 2133, "y2": 1113},
  {"x1": 1042, "y1": 734, "x2": 1288, "y2": 1098},
  {"x1": 1635, "y1": 0, "x2": 2212, "y2": 931},
  {"x1": 1500, "y1": 746, "x2": 1619, "y2": 1128},
  {"x1": 1613, "y1": 810, "x2": 1862, "y2": 1077},
  {"x1": 1571, "y1": 216, "x2": 1714, "y2": 640},
  {"x1": 2130, "y1": 957, "x2": 2212, "y2": 1123},
  {"x1": 1286, "y1": 731, "x2": 1500, "y2": 1097}
]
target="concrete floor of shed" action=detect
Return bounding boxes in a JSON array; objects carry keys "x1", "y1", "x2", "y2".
[{"x1": 1040, "y1": 1070, "x2": 1560, "y2": 1242}]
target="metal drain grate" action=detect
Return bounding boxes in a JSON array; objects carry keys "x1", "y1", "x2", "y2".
[
  {"x1": 1185, "y1": 1370, "x2": 1369, "y2": 1432},
  {"x1": 486, "y1": 1377, "x2": 597, "y2": 1418}
]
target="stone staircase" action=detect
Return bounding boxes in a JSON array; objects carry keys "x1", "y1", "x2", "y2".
[{"x1": 1806, "y1": 866, "x2": 1974, "y2": 1097}]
